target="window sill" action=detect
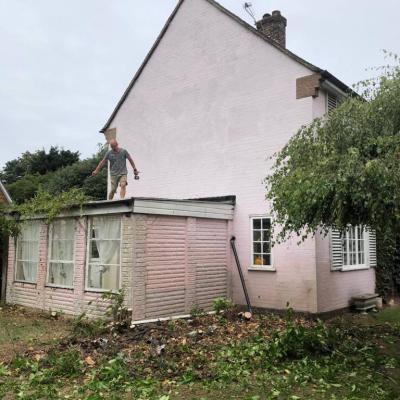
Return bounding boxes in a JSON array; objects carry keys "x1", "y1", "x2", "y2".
[
  {"x1": 84, "y1": 287, "x2": 120, "y2": 293},
  {"x1": 248, "y1": 266, "x2": 276, "y2": 272},
  {"x1": 14, "y1": 280, "x2": 36, "y2": 285},
  {"x1": 45, "y1": 284, "x2": 74, "y2": 290},
  {"x1": 341, "y1": 265, "x2": 370, "y2": 272}
]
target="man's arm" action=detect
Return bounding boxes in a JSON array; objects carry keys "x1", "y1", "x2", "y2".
[
  {"x1": 91, "y1": 158, "x2": 106, "y2": 176},
  {"x1": 127, "y1": 154, "x2": 139, "y2": 176}
]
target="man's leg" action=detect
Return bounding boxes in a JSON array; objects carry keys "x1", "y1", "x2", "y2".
[
  {"x1": 119, "y1": 175, "x2": 127, "y2": 199},
  {"x1": 109, "y1": 176, "x2": 118, "y2": 200}
]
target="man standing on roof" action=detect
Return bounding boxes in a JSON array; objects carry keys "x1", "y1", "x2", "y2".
[{"x1": 92, "y1": 139, "x2": 139, "y2": 200}]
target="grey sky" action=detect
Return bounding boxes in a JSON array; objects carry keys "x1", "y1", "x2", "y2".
[{"x1": 0, "y1": 0, "x2": 399, "y2": 169}]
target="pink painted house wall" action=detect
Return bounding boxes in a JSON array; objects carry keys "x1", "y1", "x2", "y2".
[{"x1": 103, "y1": 0, "x2": 376, "y2": 313}]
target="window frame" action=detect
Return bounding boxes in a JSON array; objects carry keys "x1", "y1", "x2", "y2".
[
  {"x1": 341, "y1": 226, "x2": 369, "y2": 271},
  {"x1": 248, "y1": 215, "x2": 274, "y2": 271},
  {"x1": 85, "y1": 216, "x2": 122, "y2": 293},
  {"x1": 46, "y1": 218, "x2": 76, "y2": 289},
  {"x1": 14, "y1": 220, "x2": 41, "y2": 284}
]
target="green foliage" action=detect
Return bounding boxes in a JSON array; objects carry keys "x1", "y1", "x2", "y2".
[
  {"x1": 265, "y1": 54, "x2": 400, "y2": 240},
  {"x1": 212, "y1": 297, "x2": 234, "y2": 314},
  {"x1": 101, "y1": 289, "x2": 130, "y2": 330},
  {"x1": 72, "y1": 312, "x2": 107, "y2": 337},
  {"x1": 0, "y1": 146, "x2": 79, "y2": 185},
  {"x1": 190, "y1": 304, "x2": 206, "y2": 318}
]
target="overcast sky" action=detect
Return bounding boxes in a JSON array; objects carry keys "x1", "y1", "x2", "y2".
[{"x1": 0, "y1": 0, "x2": 399, "y2": 169}]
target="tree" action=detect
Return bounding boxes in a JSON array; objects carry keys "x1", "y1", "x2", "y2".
[
  {"x1": 0, "y1": 147, "x2": 80, "y2": 184},
  {"x1": 266, "y1": 56, "x2": 400, "y2": 240}
]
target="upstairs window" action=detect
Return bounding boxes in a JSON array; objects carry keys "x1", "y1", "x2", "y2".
[
  {"x1": 327, "y1": 92, "x2": 340, "y2": 112},
  {"x1": 86, "y1": 216, "x2": 121, "y2": 291},
  {"x1": 15, "y1": 221, "x2": 40, "y2": 283},
  {"x1": 251, "y1": 217, "x2": 272, "y2": 268},
  {"x1": 47, "y1": 219, "x2": 75, "y2": 288}
]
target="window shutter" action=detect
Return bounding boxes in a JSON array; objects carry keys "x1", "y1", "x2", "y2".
[
  {"x1": 368, "y1": 229, "x2": 377, "y2": 267},
  {"x1": 327, "y1": 93, "x2": 339, "y2": 112},
  {"x1": 330, "y1": 229, "x2": 343, "y2": 270}
]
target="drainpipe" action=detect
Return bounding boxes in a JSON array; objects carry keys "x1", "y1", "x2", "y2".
[{"x1": 230, "y1": 236, "x2": 253, "y2": 314}]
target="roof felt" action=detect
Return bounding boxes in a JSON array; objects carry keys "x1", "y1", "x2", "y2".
[{"x1": 100, "y1": 0, "x2": 355, "y2": 133}]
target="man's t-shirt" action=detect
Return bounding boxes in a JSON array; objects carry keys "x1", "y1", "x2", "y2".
[{"x1": 103, "y1": 148, "x2": 130, "y2": 176}]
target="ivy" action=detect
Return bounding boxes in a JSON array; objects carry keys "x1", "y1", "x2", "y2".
[{"x1": 0, "y1": 188, "x2": 89, "y2": 237}]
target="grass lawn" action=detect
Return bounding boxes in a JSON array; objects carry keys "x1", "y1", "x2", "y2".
[{"x1": 0, "y1": 304, "x2": 399, "y2": 400}]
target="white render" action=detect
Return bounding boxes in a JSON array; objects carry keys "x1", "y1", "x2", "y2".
[{"x1": 104, "y1": 0, "x2": 375, "y2": 313}]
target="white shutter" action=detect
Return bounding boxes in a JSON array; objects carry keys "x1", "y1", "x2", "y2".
[
  {"x1": 327, "y1": 93, "x2": 339, "y2": 112},
  {"x1": 368, "y1": 229, "x2": 377, "y2": 267},
  {"x1": 330, "y1": 229, "x2": 343, "y2": 270}
]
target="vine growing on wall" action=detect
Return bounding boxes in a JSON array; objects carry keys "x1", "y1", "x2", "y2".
[{"x1": 0, "y1": 188, "x2": 89, "y2": 237}]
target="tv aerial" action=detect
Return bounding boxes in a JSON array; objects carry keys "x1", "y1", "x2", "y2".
[{"x1": 243, "y1": 2, "x2": 257, "y2": 25}]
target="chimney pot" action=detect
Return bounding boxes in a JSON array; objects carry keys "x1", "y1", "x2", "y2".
[{"x1": 256, "y1": 10, "x2": 287, "y2": 48}]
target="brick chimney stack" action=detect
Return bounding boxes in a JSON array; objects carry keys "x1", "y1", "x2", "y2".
[{"x1": 256, "y1": 10, "x2": 287, "y2": 48}]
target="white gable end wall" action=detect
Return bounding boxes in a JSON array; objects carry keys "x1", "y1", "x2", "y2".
[{"x1": 109, "y1": 0, "x2": 321, "y2": 312}]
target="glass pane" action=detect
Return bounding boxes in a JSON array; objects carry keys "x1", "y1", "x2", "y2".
[
  {"x1": 253, "y1": 243, "x2": 261, "y2": 253},
  {"x1": 18, "y1": 240, "x2": 39, "y2": 262},
  {"x1": 262, "y1": 254, "x2": 271, "y2": 266},
  {"x1": 252, "y1": 219, "x2": 261, "y2": 230},
  {"x1": 52, "y1": 219, "x2": 75, "y2": 240},
  {"x1": 262, "y1": 230, "x2": 270, "y2": 242},
  {"x1": 20, "y1": 221, "x2": 40, "y2": 241},
  {"x1": 88, "y1": 264, "x2": 119, "y2": 290},
  {"x1": 253, "y1": 230, "x2": 261, "y2": 242},
  {"x1": 48, "y1": 262, "x2": 73, "y2": 287},
  {"x1": 90, "y1": 240, "x2": 120, "y2": 264},
  {"x1": 263, "y1": 242, "x2": 271, "y2": 253},
  {"x1": 262, "y1": 218, "x2": 271, "y2": 230},
  {"x1": 253, "y1": 254, "x2": 263, "y2": 266},
  {"x1": 16, "y1": 261, "x2": 37, "y2": 282},
  {"x1": 91, "y1": 217, "x2": 121, "y2": 240},
  {"x1": 51, "y1": 239, "x2": 74, "y2": 261}
]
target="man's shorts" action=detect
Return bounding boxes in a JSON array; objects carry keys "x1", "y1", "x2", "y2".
[{"x1": 110, "y1": 174, "x2": 127, "y2": 193}]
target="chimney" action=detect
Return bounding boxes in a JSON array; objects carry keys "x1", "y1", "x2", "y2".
[{"x1": 256, "y1": 10, "x2": 287, "y2": 47}]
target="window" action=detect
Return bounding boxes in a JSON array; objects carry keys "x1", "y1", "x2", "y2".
[
  {"x1": 86, "y1": 216, "x2": 121, "y2": 291},
  {"x1": 47, "y1": 219, "x2": 75, "y2": 288},
  {"x1": 327, "y1": 92, "x2": 339, "y2": 112},
  {"x1": 331, "y1": 226, "x2": 376, "y2": 271},
  {"x1": 251, "y1": 217, "x2": 272, "y2": 268},
  {"x1": 342, "y1": 226, "x2": 366, "y2": 268},
  {"x1": 15, "y1": 221, "x2": 40, "y2": 283}
]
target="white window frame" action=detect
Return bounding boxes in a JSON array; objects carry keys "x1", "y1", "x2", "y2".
[
  {"x1": 248, "y1": 215, "x2": 274, "y2": 271},
  {"x1": 85, "y1": 216, "x2": 122, "y2": 293},
  {"x1": 341, "y1": 226, "x2": 369, "y2": 271},
  {"x1": 46, "y1": 219, "x2": 75, "y2": 289},
  {"x1": 14, "y1": 221, "x2": 40, "y2": 284}
]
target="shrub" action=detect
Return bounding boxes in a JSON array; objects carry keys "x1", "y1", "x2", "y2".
[{"x1": 212, "y1": 297, "x2": 234, "y2": 314}]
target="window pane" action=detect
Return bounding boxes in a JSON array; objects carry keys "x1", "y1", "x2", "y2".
[
  {"x1": 48, "y1": 262, "x2": 73, "y2": 287},
  {"x1": 91, "y1": 217, "x2": 121, "y2": 240},
  {"x1": 253, "y1": 230, "x2": 261, "y2": 242},
  {"x1": 262, "y1": 254, "x2": 271, "y2": 266},
  {"x1": 52, "y1": 219, "x2": 75, "y2": 240},
  {"x1": 51, "y1": 239, "x2": 74, "y2": 261},
  {"x1": 262, "y1": 219, "x2": 271, "y2": 229},
  {"x1": 90, "y1": 240, "x2": 120, "y2": 264},
  {"x1": 16, "y1": 261, "x2": 37, "y2": 282},
  {"x1": 253, "y1": 243, "x2": 261, "y2": 254},
  {"x1": 253, "y1": 254, "x2": 263, "y2": 266},
  {"x1": 88, "y1": 264, "x2": 119, "y2": 290},
  {"x1": 253, "y1": 219, "x2": 261, "y2": 230},
  {"x1": 262, "y1": 230, "x2": 270, "y2": 242},
  {"x1": 263, "y1": 242, "x2": 271, "y2": 253}
]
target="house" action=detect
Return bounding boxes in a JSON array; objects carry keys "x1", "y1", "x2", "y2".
[
  {"x1": 6, "y1": 0, "x2": 376, "y2": 319},
  {"x1": 99, "y1": 0, "x2": 376, "y2": 314},
  {"x1": 0, "y1": 180, "x2": 12, "y2": 302}
]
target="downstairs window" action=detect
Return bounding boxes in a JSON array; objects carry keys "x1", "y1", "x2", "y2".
[{"x1": 251, "y1": 216, "x2": 272, "y2": 269}]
